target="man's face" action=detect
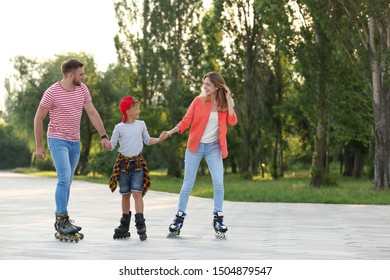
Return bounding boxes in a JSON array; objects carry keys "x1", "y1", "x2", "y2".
[{"x1": 71, "y1": 67, "x2": 85, "y2": 86}]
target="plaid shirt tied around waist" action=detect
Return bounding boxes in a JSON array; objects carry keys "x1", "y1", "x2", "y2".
[{"x1": 108, "y1": 153, "x2": 151, "y2": 197}]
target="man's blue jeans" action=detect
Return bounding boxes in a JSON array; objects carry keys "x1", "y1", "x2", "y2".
[
  {"x1": 48, "y1": 138, "x2": 80, "y2": 214},
  {"x1": 177, "y1": 141, "x2": 224, "y2": 213}
]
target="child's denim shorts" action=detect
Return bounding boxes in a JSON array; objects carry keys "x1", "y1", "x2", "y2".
[{"x1": 118, "y1": 161, "x2": 144, "y2": 195}]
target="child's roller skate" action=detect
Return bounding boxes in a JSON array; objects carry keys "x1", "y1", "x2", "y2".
[
  {"x1": 64, "y1": 214, "x2": 84, "y2": 240},
  {"x1": 134, "y1": 213, "x2": 147, "y2": 241},
  {"x1": 113, "y1": 212, "x2": 131, "y2": 239},
  {"x1": 167, "y1": 211, "x2": 186, "y2": 238},
  {"x1": 54, "y1": 213, "x2": 80, "y2": 242},
  {"x1": 213, "y1": 211, "x2": 227, "y2": 239}
]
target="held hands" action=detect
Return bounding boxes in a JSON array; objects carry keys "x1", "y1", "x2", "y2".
[
  {"x1": 159, "y1": 131, "x2": 170, "y2": 142},
  {"x1": 101, "y1": 138, "x2": 112, "y2": 150}
]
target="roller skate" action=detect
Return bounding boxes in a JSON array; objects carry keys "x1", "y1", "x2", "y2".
[
  {"x1": 134, "y1": 213, "x2": 147, "y2": 241},
  {"x1": 167, "y1": 211, "x2": 186, "y2": 238},
  {"x1": 113, "y1": 212, "x2": 131, "y2": 239},
  {"x1": 64, "y1": 215, "x2": 84, "y2": 240},
  {"x1": 54, "y1": 213, "x2": 80, "y2": 242},
  {"x1": 213, "y1": 211, "x2": 227, "y2": 239}
]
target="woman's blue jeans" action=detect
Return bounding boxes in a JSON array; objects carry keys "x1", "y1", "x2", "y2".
[
  {"x1": 178, "y1": 142, "x2": 224, "y2": 213},
  {"x1": 48, "y1": 138, "x2": 80, "y2": 214}
]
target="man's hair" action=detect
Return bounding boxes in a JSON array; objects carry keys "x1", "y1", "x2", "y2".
[{"x1": 61, "y1": 59, "x2": 84, "y2": 75}]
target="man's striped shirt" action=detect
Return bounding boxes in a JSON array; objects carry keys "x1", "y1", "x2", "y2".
[{"x1": 40, "y1": 82, "x2": 92, "y2": 141}]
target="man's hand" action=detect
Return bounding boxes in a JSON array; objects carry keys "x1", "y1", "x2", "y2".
[
  {"x1": 101, "y1": 138, "x2": 112, "y2": 150},
  {"x1": 35, "y1": 146, "x2": 46, "y2": 160}
]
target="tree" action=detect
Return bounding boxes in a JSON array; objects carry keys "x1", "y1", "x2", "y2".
[
  {"x1": 327, "y1": 0, "x2": 390, "y2": 189},
  {"x1": 212, "y1": 0, "x2": 275, "y2": 178}
]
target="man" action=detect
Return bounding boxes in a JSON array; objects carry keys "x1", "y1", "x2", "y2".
[{"x1": 34, "y1": 58, "x2": 110, "y2": 241}]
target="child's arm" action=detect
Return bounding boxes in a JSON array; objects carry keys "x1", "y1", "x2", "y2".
[{"x1": 148, "y1": 131, "x2": 168, "y2": 145}]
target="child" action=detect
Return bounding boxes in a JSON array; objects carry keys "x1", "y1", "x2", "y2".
[
  {"x1": 106, "y1": 96, "x2": 166, "y2": 241},
  {"x1": 163, "y1": 71, "x2": 238, "y2": 239}
]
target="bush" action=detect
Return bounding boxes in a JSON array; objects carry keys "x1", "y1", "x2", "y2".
[
  {"x1": 87, "y1": 150, "x2": 118, "y2": 177},
  {"x1": 0, "y1": 124, "x2": 30, "y2": 169}
]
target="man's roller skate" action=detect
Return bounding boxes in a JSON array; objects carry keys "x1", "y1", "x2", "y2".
[
  {"x1": 167, "y1": 211, "x2": 186, "y2": 238},
  {"x1": 54, "y1": 213, "x2": 80, "y2": 242},
  {"x1": 213, "y1": 211, "x2": 228, "y2": 239},
  {"x1": 64, "y1": 214, "x2": 84, "y2": 240},
  {"x1": 113, "y1": 212, "x2": 131, "y2": 239},
  {"x1": 134, "y1": 213, "x2": 147, "y2": 241}
]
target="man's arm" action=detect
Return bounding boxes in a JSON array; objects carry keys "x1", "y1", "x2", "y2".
[
  {"x1": 83, "y1": 101, "x2": 110, "y2": 147},
  {"x1": 34, "y1": 106, "x2": 49, "y2": 160}
]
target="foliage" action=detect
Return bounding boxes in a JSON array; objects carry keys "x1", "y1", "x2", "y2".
[
  {"x1": 0, "y1": 123, "x2": 30, "y2": 169},
  {"x1": 3, "y1": 0, "x2": 387, "y2": 193}
]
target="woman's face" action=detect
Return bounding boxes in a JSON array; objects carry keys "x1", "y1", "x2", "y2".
[{"x1": 203, "y1": 77, "x2": 218, "y2": 96}]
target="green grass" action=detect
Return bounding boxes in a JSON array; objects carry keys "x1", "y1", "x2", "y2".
[{"x1": 16, "y1": 168, "x2": 390, "y2": 205}]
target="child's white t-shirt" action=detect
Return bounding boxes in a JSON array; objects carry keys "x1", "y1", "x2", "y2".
[{"x1": 109, "y1": 120, "x2": 151, "y2": 157}]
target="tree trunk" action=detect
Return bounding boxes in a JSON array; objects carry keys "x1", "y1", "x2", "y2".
[
  {"x1": 310, "y1": 107, "x2": 327, "y2": 186},
  {"x1": 342, "y1": 144, "x2": 354, "y2": 176},
  {"x1": 353, "y1": 145, "x2": 364, "y2": 178},
  {"x1": 369, "y1": 16, "x2": 390, "y2": 190},
  {"x1": 310, "y1": 23, "x2": 330, "y2": 187}
]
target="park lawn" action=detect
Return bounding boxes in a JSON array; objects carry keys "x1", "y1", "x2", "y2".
[{"x1": 19, "y1": 169, "x2": 390, "y2": 205}]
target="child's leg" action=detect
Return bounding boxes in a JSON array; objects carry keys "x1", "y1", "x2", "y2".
[
  {"x1": 133, "y1": 192, "x2": 144, "y2": 213},
  {"x1": 133, "y1": 192, "x2": 147, "y2": 240},
  {"x1": 121, "y1": 194, "x2": 131, "y2": 214}
]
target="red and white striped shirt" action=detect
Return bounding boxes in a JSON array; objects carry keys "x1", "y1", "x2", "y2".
[{"x1": 40, "y1": 82, "x2": 92, "y2": 141}]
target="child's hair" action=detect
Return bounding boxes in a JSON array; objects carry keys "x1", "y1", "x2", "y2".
[
  {"x1": 131, "y1": 99, "x2": 139, "y2": 108},
  {"x1": 200, "y1": 72, "x2": 229, "y2": 111}
]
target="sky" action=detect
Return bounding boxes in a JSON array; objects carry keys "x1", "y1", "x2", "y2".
[{"x1": 0, "y1": 0, "x2": 119, "y2": 111}]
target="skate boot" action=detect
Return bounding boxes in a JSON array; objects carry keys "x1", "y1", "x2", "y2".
[
  {"x1": 54, "y1": 213, "x2": 80, "y2": 242},
  {"x1": 113, "y1": 212, "x2": 131, "y2": 239},
  {"x1": 134, "y1": 213, "x2": 147, "y2": 241},
  {"x1": 64, "y1": 215, "x2": 84, "y2": 240},
  {"x1": 167, "y1": 211, "x2": 186, "y2": 238},
  {"x1": 213, "y1": 211, "x2": 228, "y2": 239}
]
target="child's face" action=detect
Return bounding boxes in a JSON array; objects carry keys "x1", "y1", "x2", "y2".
[{"x1": 126, "y1": 103, "x2": 140, "y2": 120}]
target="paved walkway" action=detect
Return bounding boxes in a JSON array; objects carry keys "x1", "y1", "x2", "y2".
[{"x1": 1, "y1": 170, "x2": 390, "y2": 260}]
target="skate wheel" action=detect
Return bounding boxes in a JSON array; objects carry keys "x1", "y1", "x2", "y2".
[
  {"x1": 215, "y1": 232, "x2": 226, "y2": 239},
  {"x1": 167, "y1": 231, "x2": 179, "y2": 238},
  {"x1": 75, "y1": 233, "x2": 84, "y2": 240},
  {"x1": 139, "y1": 234, "x2": 147, "y2": 241}
]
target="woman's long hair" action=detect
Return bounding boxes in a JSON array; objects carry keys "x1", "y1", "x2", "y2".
[{"x1": 200, "y1": 72, "x2": 229, "y2": 111}]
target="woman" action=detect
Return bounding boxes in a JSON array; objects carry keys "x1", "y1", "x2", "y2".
[{"x1": 164, "y1": 71, "x2": 238, "y2": 239}]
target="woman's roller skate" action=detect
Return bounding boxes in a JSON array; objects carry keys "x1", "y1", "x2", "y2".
[
  {"x1": 167, "y1": 211, "x2": 186, "y2": 238},
  {"x1": 134, "y1": 213, "x2": 147, "y2": 241},
  {"x1": 113, "y1": 212, "x2": 131, "y2": 239},
  {"x1": 54, "y1": 213, "x2": 80, "y2": 242},
  {"x1": 213, "y1": 211, "x2": 228, "y2": 239}
]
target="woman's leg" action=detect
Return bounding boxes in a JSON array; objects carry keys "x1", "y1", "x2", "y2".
[
  {"x1": 177, "y1": 145, "x2": 205, "y2": 212},
  {"x1": 205, "y1": 142, "x2": 224, "y2": 212}
]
